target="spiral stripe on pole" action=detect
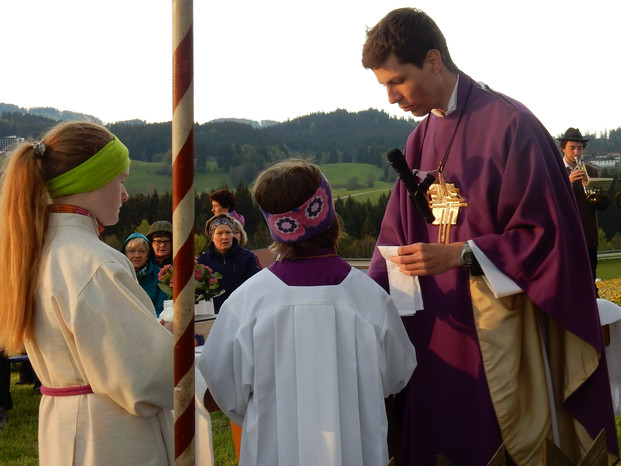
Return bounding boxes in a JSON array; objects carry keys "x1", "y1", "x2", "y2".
[{"x1": 172, "y1": 0, "x2": 195, "y2": 464}]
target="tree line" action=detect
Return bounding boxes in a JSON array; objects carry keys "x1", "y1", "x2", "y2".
[
  {"x1": 1, "y1": 107, "x2": 418, "y2": 186},
  {"x1": 102, "y1": 184, "x2": 391, "y2": 258},
  {"x1": 2, "y1": 107, "x2": 620, "y2": 253}
]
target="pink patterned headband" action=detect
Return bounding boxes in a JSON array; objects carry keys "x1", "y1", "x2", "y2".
[
  {"x1": 261, "y1": 175, "x2": 335, "y2": 243},
  {"x1": 207, "y1": 215, "x2": 233, "y2": 238}
]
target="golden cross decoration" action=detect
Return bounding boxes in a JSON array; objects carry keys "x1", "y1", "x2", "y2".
[{"x1": 428, "y1": 173, "x2": 468, "y2": 244}]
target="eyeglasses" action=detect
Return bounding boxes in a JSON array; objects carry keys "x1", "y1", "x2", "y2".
[{"x1": 152, "y1": 240, "x2": 172, "y2": 246}]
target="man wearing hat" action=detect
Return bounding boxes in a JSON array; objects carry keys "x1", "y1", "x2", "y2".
[
  {"x1": 146, "y1": 220, "x2": 173, "y2": 267},
  {"x1": 558, "y1": 128, "x2": 609, "y2": 286}
]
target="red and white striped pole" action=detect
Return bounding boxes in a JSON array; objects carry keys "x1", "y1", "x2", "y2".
[{"x1": 172, "y1": 0, "x2": 195, "y2": 464}]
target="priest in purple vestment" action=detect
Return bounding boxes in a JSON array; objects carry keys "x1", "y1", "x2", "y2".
[{"x1": 362, "y1": 7, "x2": 618, "y2": 466}]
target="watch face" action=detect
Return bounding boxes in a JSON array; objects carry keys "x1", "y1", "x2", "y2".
[
  {"x1": 461, "y1": 246, "x2": 474, "y2": 266},
  {"x1": 463, "y1": 252, "x2": 474, "y2": 266}
]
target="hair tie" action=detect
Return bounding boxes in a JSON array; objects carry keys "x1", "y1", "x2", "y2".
[{"x1": 32, "y1": 142, "x2": 46, "y2": 158}]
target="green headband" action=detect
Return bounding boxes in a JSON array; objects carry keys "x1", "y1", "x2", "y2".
[{"x1": 47, "y1": 136, "x2": 130, "y2": 198}]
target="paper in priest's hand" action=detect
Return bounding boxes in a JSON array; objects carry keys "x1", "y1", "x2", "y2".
[{"x1": 378, "y1": 246, "x2": 424, "y2": 316}]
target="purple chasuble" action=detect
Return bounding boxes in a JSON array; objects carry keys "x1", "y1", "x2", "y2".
[
  {"x1": 368, "y1": 73, "x2": 617, "y2": 464},
  {"x1": 268, "y1": 248, "x2": 351, "y2": 286}
]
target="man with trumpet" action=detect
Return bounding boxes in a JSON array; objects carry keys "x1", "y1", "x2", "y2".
[{"x1": 559, "y1": 127, "x2": 610, "y2": 288}]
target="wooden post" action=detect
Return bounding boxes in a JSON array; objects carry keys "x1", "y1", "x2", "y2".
[{"x1": 172, "y1": 0, "x2": 195, "y2": 464}]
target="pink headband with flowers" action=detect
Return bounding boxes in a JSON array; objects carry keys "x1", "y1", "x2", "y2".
[{"x1": 260, "y1": 175, "x2": 335, "y2": 243}]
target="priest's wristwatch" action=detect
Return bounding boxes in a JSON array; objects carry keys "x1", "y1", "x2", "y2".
[
  {"x1": 460, "y1": 241, "x2": 474, "y2": 267},
  {"x1": 460, "y1": 241, "x2": 483, "y2": 275}
]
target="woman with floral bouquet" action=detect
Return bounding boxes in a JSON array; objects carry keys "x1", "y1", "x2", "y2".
[{"x1": 196, "y1": 214, "x2": 260, "y2": 313}]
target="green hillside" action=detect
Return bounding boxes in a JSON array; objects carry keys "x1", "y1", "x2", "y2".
[{"x1": 126, "y1": 160, "x2": 394, "y2": 201}]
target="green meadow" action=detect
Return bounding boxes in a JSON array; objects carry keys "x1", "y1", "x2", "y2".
[{"x1": 126, "y1": 160, "x2": 393, "y2": 202}]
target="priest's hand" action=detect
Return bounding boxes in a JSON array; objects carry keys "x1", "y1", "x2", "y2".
[{"x1": 391, "y1": 242, "x2": 463, "y2": 276}]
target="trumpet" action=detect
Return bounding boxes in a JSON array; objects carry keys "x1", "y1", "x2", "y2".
[
  {"x1": 574, "y1": 155, "x2": 590, "y2": 192},
  {"x1": 575, "y1": 156, "x2": 608, "y2": 205}
]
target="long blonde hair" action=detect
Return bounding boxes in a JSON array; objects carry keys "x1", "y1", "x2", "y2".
[{"x1": 0, "y1": 121, "x2": 114, "y2": 353}]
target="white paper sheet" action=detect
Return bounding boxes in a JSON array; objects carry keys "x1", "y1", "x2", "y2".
[{"x1": 378, "y1": 246, "x2": 424, "y2": 316}]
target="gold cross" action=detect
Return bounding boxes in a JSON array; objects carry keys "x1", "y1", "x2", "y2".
[{"x1": 428, "y1": 176, "x2": 468, "y2": 244}]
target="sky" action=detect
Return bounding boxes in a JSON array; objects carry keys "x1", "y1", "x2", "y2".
[{"x1": 2, "y1": 0, "x2": 620, "y2": 139}]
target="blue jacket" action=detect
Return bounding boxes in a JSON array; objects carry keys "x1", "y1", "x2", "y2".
[
  {"x1": 196, "y1": 240, "x2": 260, "y2": 312},
  {"x1": 122, "y1": 233, "x2": 167, "y2": 317}
]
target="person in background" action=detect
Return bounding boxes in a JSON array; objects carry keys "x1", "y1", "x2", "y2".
[
  {"x1": 210, "y1": 188, "x2": 245, "y2": 226},
  {"x1": 197, "y1": 214, "x2": 260, "y2": 313},
  {"x1": 0, "y1": 121, "x2": 173, "y2": 465},
  {"x1": 199, "y1": 159, "x2": 416, "y2": 465},
  {"x1": 0, "y1": 352, "x2": 11, "y2": 428},
  {"x1": 362, "y1": 8, "x2": 617, "y2": 464},
  {"x1": 147, "y1": 220, "x2": 173, "y2": 267},
  {"x1": 230, "y1": 217, "x2": 248, "y2": 247},
  {"x1": 558, "y1": 127, "x2": 609, "y2": 287},
  {"x1": 230, "y1": 216, "x2": 263, "y2": 271},
  {"x1": 122, "y1": 232, "x2": 168, "y2": 317}
]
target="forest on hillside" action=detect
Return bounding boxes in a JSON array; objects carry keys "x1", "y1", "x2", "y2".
[
  {"x1": 2, "y1": 108, "x2": 621, "y2": 256},
  {"x1": 103, "y1": 181, "x2": 621, "y2": 259},
  {"x1": 3, "y1": 107, "x2": 621, "y2": 186},
  {"x1": 0, "y1": 107, "x2": 417, "y2": 183}
]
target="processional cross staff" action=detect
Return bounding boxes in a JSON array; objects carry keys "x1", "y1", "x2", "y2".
[{"x1": 172, "y1": 0, "x2": 196, "y2": 464}]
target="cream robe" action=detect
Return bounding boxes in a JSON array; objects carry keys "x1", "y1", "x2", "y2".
[
  {"x1": 25, "y1": 213, "x2": 174, "y2": 465},
  {"x1": 199, "y1": 268, "x2": 416, "y2": 466}
]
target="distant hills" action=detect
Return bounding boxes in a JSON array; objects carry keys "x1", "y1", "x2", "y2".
[
  {"x1": 0, "y1": 103, "x2": 103, "y2": 125},
  {"x1": 0, "y1": 103, "x2": 280, "y2": 129},
  {"x1": 2, "y1": 102, "x2": 620, "y2": 183}
]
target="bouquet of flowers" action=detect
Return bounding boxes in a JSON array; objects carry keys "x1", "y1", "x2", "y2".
[{"x1": 158, "y1": 260, "x2": 225, "y2": 304}]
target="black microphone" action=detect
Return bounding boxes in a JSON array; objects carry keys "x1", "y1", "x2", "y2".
[{"x1": 386, "y1": 148, "x2": 435, "y2": 224}]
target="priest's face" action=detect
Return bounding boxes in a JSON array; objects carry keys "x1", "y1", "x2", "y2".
[{"x1": 372, "y1": 53, "x2": 443, "y2": 117}]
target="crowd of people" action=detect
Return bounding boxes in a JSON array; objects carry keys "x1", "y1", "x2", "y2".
[{"x1": 0, "y1": 6, "x2": 619, "y2": 466}]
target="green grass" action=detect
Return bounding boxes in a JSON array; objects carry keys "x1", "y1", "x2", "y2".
[
  {"x1": 210, "y1": 412, "x2": 238, "y2": 465},
  {"x1": 333, "y1": 187, "x2": 392, "y2": 204},
  {"x1": 125, "y1": 160, "x2": 171, "y2": 195},
  {"x1": 125, "y1": 160, "x2": 394, "y2": 198},
  {"x1": 0, "y1": 369, "x2": 40, "y2": 466},
  {"x1": 0, "y1": 366, "x2": 237, "y2": 465},
  {"x1": 126, "y1": 160, "x2": 232, "y2": 195},
  {"x1": 598, "y1": 258, "x2": 621, "y2": 281}
]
